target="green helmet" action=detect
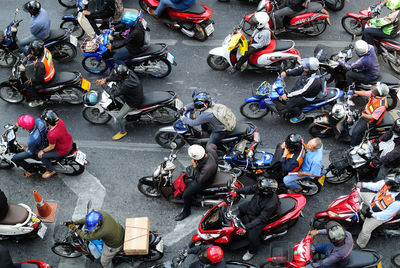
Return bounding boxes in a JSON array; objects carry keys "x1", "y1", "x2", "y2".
[{"x1": 387, "y1": 0, "x2": 400, "y2": 10}]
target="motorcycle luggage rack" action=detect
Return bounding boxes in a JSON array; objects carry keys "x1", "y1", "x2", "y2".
[
  {"x1": 253, "y1": 81, "x2": 271, "y2": 98},
  {"x1": 81, "y1": 37, "x2": 101, "y2": 53},
  {"x1": 268, "y1": 241, "x2": 293, "y2": 264}
]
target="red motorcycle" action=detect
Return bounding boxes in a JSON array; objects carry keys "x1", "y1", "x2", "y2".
[
  {"x1": 139, "y1": 0, "x2": 214, "y2": 41},
  {"x1": 190, "y1": 194, "x2": 306, "y2": 249},
  {"x1": 341, "y1": 2, "x2": 400, "y2": 74},
  {"x1": 17, "y1": 260, "x2": 52, "y2": 268}
]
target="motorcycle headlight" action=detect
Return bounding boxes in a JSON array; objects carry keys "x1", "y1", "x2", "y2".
[
  {"x1": 164, "y1": 161, "x2": 175, "y2": 171},
  {"x1": 197, "y1": 230, "x2": 220, "y2": 240},
  {"x1": 153, "y1": 166, "x2": 161, "y2": 177}
]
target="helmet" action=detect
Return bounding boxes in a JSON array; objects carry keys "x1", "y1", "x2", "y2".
[
  {"x1": 392, "y1": 119, "x2": 400, "y2": 135},
  {"x1": 18, "y1": 115, "x2": 35, "y2": 131},
  {"x1": 83, "y1": 91, "x2": 98, "y2": 106},
  {"x1": 331, "y1": 103, "x2": 346, "y2": 120},
  {"x1": 23, "y1": 1, "x2": 41, "y2": 16},
  {"x1": 193, "y1": 92, "x2": 210, "y2": 111},
  {"x1": 199, "y1": 246, "x2": 224, "y2": 264},
  {"x1": 301, "y1": 57, "x2": 319, "y2": 71},
  {"x1": 354, "y1": 40, "x2": 369, "y2": 57},
  {"x1": 121, "y1": 11, "x2": 139, "y2": 27},
  {"x1": 113, "y1": 64, "x2": 129, "y2": 80},
  {"x1": 85, "y1": 211, "x2": 103, "y2": 231},
  {"x1": 41, "y1": 109, "x2": 59, "y2": 126},
  {"x1": 285, "y1": 133, "x2": 303, "y2": 151},
  {"x1": 257, "y1": 177, "x2": 278, "y2": 196},
  {"x1": 385, "y1": 174, "x2": 400, "y2": 191},
  {"x1": 373, "y1": 82, "x2": 389, "y2": 97},
  {"x1": 253, "y1": 12, "x2": 270, "y2": 29},
  {"x1": 326, "y1": 221, "x2": 346, "y2": 246},
  {"x1": 29, "y1": 40, "x2": 44, "y2": 57},
  {"x1": 387, "y1": 0, "x2": 400, "y2": 10},
  {"x1": 188, "y1": 144, "x2": 206, "y2": 160}
]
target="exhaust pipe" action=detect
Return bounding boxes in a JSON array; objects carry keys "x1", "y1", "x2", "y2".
[
  {"x1": 201, "y1": 199, "x2": 222, "y2": 207},
  {"x1": 181, "y1": 28, "x2": 195, "y2": 37}
]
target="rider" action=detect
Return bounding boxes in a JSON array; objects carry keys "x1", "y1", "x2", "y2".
[
  {"x1": 65, "y1": 210, "x2": 125, "y2": 268},
  {"x1": 350, "y1": 83, "x2": 389, "y2": 146},
  {"x1": 11, "y1": 115, "x2": 47, "y2": 178},
  {"x1": 230, "y1": 177, "x2": 280, "y2": 261},
  {"x1": 83, "y1": 0, "x2": 116, "y2": 36},
  {"x1": 175, "y1": 144, "x2": 218, "y2": 221},
  {"x1": 307, "y1": 221, "x2": 353, "y2": 268},
  {"x1": 0, "y1": 189, "x2": 8, "y2": 220},
  {"x1": 17, "y1": 1, "x2": 50, "y2": 54},
  {"x1": 148, "y1": 0, "x2": 196, "y2": 17},
  {"x1": 363, "y1": 0, "x2": 400, "y2": 46},
  {"x1": 280, "y1": 57, "x2": 324, "y2": 123},
  {"x1": 96, "y1": 64, "x2": 144, "y2": 140},
  {"x1": 273, "y1": 0, "x2": 307, "y2": 33},
  {"x1": 339, "y1": 40, "x2": 380, "y2": 89},
  {"x1": 283, "y1": 138, "x2": 323, "y2": 193},
  {"x1": 232, "y1": 12, "x2": 271, "y2": 72},
  {"x1": 356, "y1": 175, "x2": 400, "y2": 248},
  {"x1": 25, "y1": 40, "x2": 55, "y2": 108},
  {"x1": 38, "y1": 110, "x2": 73, "y2": 179},
  {"x1": 185, "y1": 245, "x2": 225, "y2": 268}
]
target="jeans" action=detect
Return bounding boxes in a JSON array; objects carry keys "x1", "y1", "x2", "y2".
[
  {"x1": 100, "y1": 244, "x2": 123, "y2": 268},
  {"x1": 17, "y1": 35, "x2": 40, "y2": 54},
  {"x1": 363, "y1": 27, "x2": 395, "y2": 46},
  {"x1": 235, "y1": 46, "x2": 265, "y2": 70},
  {"x1": 314, "y1": 244, "x2": 350, "y2": 268},
  {"x1": 239, "y1": 201, "x2": 264, "y2": 254},
  {"x1": 283, "y1": 173, "x2": 306, "y2": 190},
  {"x1": 345, "y1": 71, "x2": 369, "y2": 87},
  {"x1": 273, "y1": 7, "x2": 296, "y2": 29},
  {"x1": 113, "y1": 47, "x2": 146, "y2": 65},
  {"x1": 182, "y1": 180, "x2": 206, "y2": 213},
  {"x1": 350, "y1": 117, "x2": 369, "y2": 146},
  {"x1": 11, "y1": 152, "x2": 37, "y2": 173},
  {"x1": 286, "y1": 96, "x2": 313, "y2": 117},
  {"x1": 376, "y1": 165, "x2": 390, "y2": 182},
  {"x1": 25, "y1": 82, "x2": 45, "y2": 101},
  {"x1": 207, "y1": 131, "x2": 228, "y2": 146},
  {"x1": 116, "y1": 102, "x2": 134, "y2": 133},
  {"x1": 155, "y1": 0, "x2": 180, "y2": 16},
  {"x1": 41, "y1": 149, "x2": 69, "y2": 172}
]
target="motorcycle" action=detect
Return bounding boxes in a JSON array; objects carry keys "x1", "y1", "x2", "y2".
[
  {"x1": 60, "y1": 0, "x2": 89, "y2": 39},
  {"x1": 0, "y1": 57, "x2": 91, "y2": 106},
  {"x1": 139, "y1": 0, "x2": 214, "y2": 41},
  {"x1": 267, "y1": 232, "x2": 383, "y2": 267},
  {"x1": 341, "y1": 2, "x2": 400, "y2": 74},
  {"x1": 137, "y1": 148, "x2": 243, "y2": 206},
  {"x1": 191, "y1": 194, "x2": 306, "y2": 249},
  {"x1": 240, "y1": 76, "x2": 343, "y2": 121},
  {"x1": 58, "y1": 0, "x2": 77, "y2": 8},
  {"x1": 0, "y1": 124, "x2": 86, "y2": 176},
  {"x1": 82, "y1": 84, "x2": 182, "y2": 125},
  {"x1": 0, "y1": 9, "x2": 77, "y2": 67},
  {"x1": 81, "y1": 29, "x2": 175, "y2": 78},
  {"x1": 393, "y1": 251, "x2": 400, "y2": 268},
  {"x1": 207, "y1": 18, "x2": 301, "y2": 72}
]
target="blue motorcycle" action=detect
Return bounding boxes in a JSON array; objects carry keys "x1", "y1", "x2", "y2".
[
  {"x1": 60, "y1": 0, "x2": 86, "y2": 39},
  {"x1": 240, "y1": 76, "x2": 343, "y2": 122}
]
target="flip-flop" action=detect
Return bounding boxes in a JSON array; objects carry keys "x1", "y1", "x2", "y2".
[{"x1": 23, "y1": 171, "x2": 34, "y2": 178}]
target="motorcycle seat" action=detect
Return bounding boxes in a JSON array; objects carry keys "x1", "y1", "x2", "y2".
[
  {"x1": 291, "y1": 2, "x2": 323, "y2": 17},
  {"x1": 0, "y1": 203, "x2": 28, "y2": 225},
  {"x1": 133, "y1": 44, "x2": 165, "y2": 57},
  {"x1": 378, "y1": 112, "x2": 395, "y2": 126},
  {"x1": 39, "y1": 72, "x2": 79, "y2": 92},
  {"x1": 253, "y1": 40, "x2": 294, "y2": 56},
  {"x1": 170, "y1": 2, "x2": 205, "y2": 14},
  {"x1": 345, "y1": 250, "x2": 378, "y2": 267},
  {"x1": 369, "y1": 72, "x2": 399, "y2": 85},
  {"x1": 68, "y1": 143, "x2": 78, "y2": 155},
  {"x1": 225, "y1": 123, "x2": 252, "y2": 137},
  {"x1": 140, "y1": 91, "x2": 173, "y2": 108},
  {"x1": 208, "y1": 172, "x2": 233, "y2": 187},
  {"x1": 308, "y1": 88, "x2": 338, "y2": 104},
  {"x1": 44, "y1": 29, "x2": 66, "y2": 43},
  {"x1": 264, "y1": 197, "x2": 296, "y2": 226}
]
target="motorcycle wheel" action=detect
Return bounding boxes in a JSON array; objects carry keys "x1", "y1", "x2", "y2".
[
  {"x1": 58, "y1": 0, "x2": 77, "y2": 8},
  {"x1": 325, "y1": 165, "x2": 355, "y2": 184},
  {"x1": 305, "y1": 20, "x2": 327, "y2": 37},
  {"x1": 194, "y1": 24, "x2": 208, "y2": 42},
  {"x1": 325, "y1": 0, "x2": 345, "y2": 11},
  {"x1": 82, "y1": 57, "x2": 108, "y2": 74},
  {"x1": 152, "y1": 106, "x2": 177, "y2": 124},
  {"x1": 240, "y1": 102, "x2": 269, "y2": 119},
  {"x1": 0, "y1": 49, "x2": 17, "y2": 68},
  {"x1": 60, "y1": 21, "x2": 84, "y2": 39},
  {"x1": 62, "y1": 86, "x2": 84, "y2": 105},
  {"x1": 145, "y1": 58, "x2": 172, "y2": 78},
  {"x1": 341, "y1": 16, "x2": 363, "y2": 36},
  {"x1": 155, "y1": 131, "x2": 185, "y2": 149},
  {"x1": 207, "y1": 54, "x2": 229, "y2": 71},
  {"x1": 139, "y1": 0, "x2": 150, "y2": 12},
  {"x1": 50, "y1": 42, "x2": 77, "y2": 63},
  {"x1": 0, "y1": 83, "x2": 24, "y2": 103},
  {"x1": 387, "y1": 51, "x2": 400, "y2": 75},
  {"x1": 142, "y1": 249, "x2": 164, "y2": 262},
  {"x1": 392, "y1": 252, "x2": 400, "y2": 268},
  {"x1": 387, "y1": 88, "x2": 398, "y2": 111},
  {"x1": 58, "y1": 159, "x2": 85, "y2": 176},
  {"x1": 0, "y1": 158, "x2": 13, "y2": 169},
  {"x1": 51, "y1": 243, "x2": 82, "y2": 258},
  {"x1": 82, "y1": 107, "x2": 112, "y2": 125},
  {"x1": 218, "y1": 159, "x2": 243, "y2": 177},
  {"x1": 308, "y1": 124, "x2": 334, "y2": 138},
  {"x1": 298, "y1": 179, "x2": 321, "y2": 196},
  {"x1": 137, "y1": 177, "x2": 161, "y2": 198}
]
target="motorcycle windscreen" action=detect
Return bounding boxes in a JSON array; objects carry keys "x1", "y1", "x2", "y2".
[{"x1": 201, "y1": 206, "x2": 228, "y2": 231}]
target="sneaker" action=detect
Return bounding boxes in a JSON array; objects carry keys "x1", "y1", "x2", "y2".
[
  {"x1": 42, "y1": 170, "x2": 56, "y2": 179},
  {"x1": 242, "y1": 251, "x2": 254, "y2": 261},
  {"x1": 175, "y1": 210, "x2": 191, "y2": 221},
  {"x1": 23, "y1": 171, "x2": 35, "y2": 178},
  {"x1": 229, "y1": 66, "x2": 237, "y2": 74},
  {"x1": 289, "y1": 114, "x2": 306, "y2": 124},
  {"x1": 112, "y1": 132, "x2": 127, "y2": 140},
  {"x1": 28, "y1": 100, "x2": 44, "y2": 108}
]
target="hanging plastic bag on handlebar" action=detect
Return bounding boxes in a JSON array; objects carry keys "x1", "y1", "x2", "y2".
[{"x1": 174, "y1": 173, "x2": 187, "y2": 198}]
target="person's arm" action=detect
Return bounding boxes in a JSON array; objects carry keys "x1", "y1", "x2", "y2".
[
  {"x1": 362, "y1": 180, "x2": 385, "y2": 192},
  {"x1": 32, "y1": 62, "x2": 46, "y2": 85},
  {"x1": 76, "y1": 229, "x2": 103, "y2": 241},
  {"x1": 371, "y1": 200, "x2": 400, "y2": 221},
  {"x1": 353, "y1": 90, "x2": 371, "y2": 97},
  {"x1": 187, "y1": 245, "x2": 210, "y2": 255},
  {"x1": 251, "y1": 30, "x2": 271, "y2": 49},
  {"x1": 380, "y1": 146, "x2": 400, "y2": 165},
  {"x1": 349, "y1": 57, "x2": 367, "y2": 71},
  {"x1": 235, "y1": 185, "x2": 257, "y2": 195},
  {"x1": 181, "y1": 112, "x2": 214, "y2": 127},
  {"x1": 366, "y1": 106, "x2": 386, "y2": 121},
  {"x1": 370, "y1": 11, "x2": 399, "y2": 27},
  {"x1": 245, "y1": 196, "x2": 278, "y2": 229},
  {"x1": 29, "y1": 20, "x2": 42, "y2": 37},
  {"x1": 285, "y1": 66, "x2": 303, "y2": 77},
  {"x1": 196, "y1": 160, "x2": 217, "y2": 185},
  {"x1": 299, "y1": 162, "x2": 322, "y2": 178},
  {"x1": 75, "y1": 218, "x2": 86, "y2": 225},
  {"x1": 38, "y1": 144, "x2": 56, "y2": 158},
  {"x1": 184, "y1": 103, "x2": 195, "y2": 111},
  {"x1": 287, "y1": 76, "x2": 319, "y2": 98}
]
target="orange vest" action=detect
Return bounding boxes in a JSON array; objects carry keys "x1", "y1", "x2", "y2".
[
  {"x1": 363, "y1": 97, "x2": 387, "y2": 124},
  {"x1": 285, "y1": 141, "x2": 306, "y2": 172},
  {"x1": 35, "y1": 48, "x2": 55, "y2": 83},
  {"x1": 371, "y1": 185, "x2": 396, "y2": 212}
]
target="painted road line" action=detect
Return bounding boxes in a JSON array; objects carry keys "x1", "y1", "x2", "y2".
[
  {"x1": 151, "y1": 39, "x2": 178, "y2": 46},
  {"x1": 164, "y1": 214, "x2": 203, "y2": 247}
]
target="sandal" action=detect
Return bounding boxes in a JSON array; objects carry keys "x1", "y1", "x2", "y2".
[{"x1": 23, "y1": 171, "x2": 34, "y2": 178}]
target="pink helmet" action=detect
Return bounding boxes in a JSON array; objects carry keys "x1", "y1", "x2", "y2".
[{"x1": 18, "y1": 115, "x2": 35, "y2": 131}]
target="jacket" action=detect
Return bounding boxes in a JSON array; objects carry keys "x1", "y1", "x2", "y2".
[
  {"x1": 378, "y1": 130, "x2": 400, "y2": 168},
  {"x1": 193, "y1": 144, "x2": 218, "y2": 185},
  {"x1": 187, "y1": 245, "x2": 226, "y2": 268},
  {"x1": 30, "y1": 8, "x2": 50, "y2": 39},
  {"x1": 340, "y1": 45, "x2": 380, "y2": 81},
  {"x1": 124, "y1": 22, "x2": 146, "y2": 54},
  {"x1": 235, "y1": 185, "x2": 280, "y2": 229},
  {"x1": 370, "y1": 10, "x2": 400, "y2": 36},
  {"x1": 182, "y1": 103, "x2": 225, "y2": 132},
  {"x1": 87, "y1": 0, "x2": 115, "y2": 16},
  {"x1": 283, "y1": 0, "x2": 306, "y2": 11},
  {"x1": 363, "y1": 96, "x2": 387, "y2": 124},
  {"x1": 34, "y1": 48, "x2": 55, "y2": 83},
  {"x1": 26, "y1": 119, "x2": 47, "y2": 156},
  {"x1": 76, "y1": 210, "x2": 125, "y2": 248},
  {"x1": 286, "y1": 67, "x2": 323, "y2": 99},
  {"x1": 106, "y1": 71, "x2": 144, "y2": 108},
  {"x1": 251, "y1": 28, "x2": 271, "y2": 49},
  {"x1": 171, "y1": 0, "x2": 196, "y2": 10}
]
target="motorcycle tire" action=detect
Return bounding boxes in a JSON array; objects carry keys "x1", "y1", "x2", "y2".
[
  {"x1": 82, "y1": 57, "x2": 108, "y2": 74},
  {"x1": 139, "y1": 0, "x2": 150, "y2": 12},
  {"x1": 207, "y1": 54, "x2": 229, "y2": 71},
  {"x1": 152, "y1": 106, "x2": 177, "y2": 124},
  {"x1": 155, "y1": 131, "x2": 186, "y2": 149},
  {"x1": 0, "y1": 82, "x2": 24, "y2": 104},
  {"x1": 51, "y1": 243, "x2": 82, "y2": 258},
  {"x1": 140, "y1": 58, "x2": 172, "y2": 79},
  {"x1": 142, "y1": 249, "x2": 164, "y2": 262},
  {"x1": 298, "y1": 179, "x2": 321, "y2": 196},
  {"x1": 60, "y1": 21, "x2": 84, "y2": 39},
  {"x1": 62, "y1": 86, "x2": 85, "y2": 105},
  {"x1": 194, "y1": 24, "x2": 208, "y2": 42},
  {"x1": 58, "y1": 0, "x2": 77, "y2": 8},
  {"x1": 305, "y1": 19, "x2": 328, "y2": 37},
  {"x1": 0, "y1": 158, "x2": 13, "y2": 169},
  {"x1": 325, "y1": 165, "x2": 355, "y2": 184},
  {"x1": 58, "y1": 158, "x2": 85, "y2": 176},
  {"x1": 392, "y1": 252, "x2": 400, "y2": 268},
  {"x1": 240, "y1": 102, "x2": 269, "y2": 119},
  {"x1": 0, "y1": 49, "x2": 17, "y2": 68},
  {"x1": 325, "y1": 0, "x2": 345, "y2": 11},
  {"x1": 387, "y1": 51, "x2": 400, "y2": 75},
  {"x1": 341, "y1": 16, "x2": 363, "y2": 36},
  {"x1": 308, "y1": 123, "x2": 334, "y2": 138},
  {"x1": 137, "y1": 176, "x2": 161, "y2": 198},
  {"x1": 49, "y1": 41, "x2": 77, "y2": 63},
  {"x1": 82, "y1": 107, "x2": 112, "y2": 125},
  {"x1": 388, "y1": 88, "x2": 398, "y2": 111}
]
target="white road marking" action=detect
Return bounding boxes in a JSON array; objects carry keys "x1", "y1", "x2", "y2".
[
  {"x1": 151, "y1": 39, "x2": 178, "y2": 46},
  {"x1": 164, "y1": 214, "x2": 203, "y2": 247}
]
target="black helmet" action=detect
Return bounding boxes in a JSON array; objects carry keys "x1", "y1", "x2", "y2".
[
  {"x1": 392, "y1": 119, "x2": 400, "y2": 135},
  {"x1": 257, "y1": 177, "x2": 278, "y2": 196},
  {"x1": 23, "y1": 1, "x2": 41, "y2": 16},
  {"x1": 41, "y1": 109, "x2": 59, "y2": 126},
  {"x1": 193, "y1": 92, "x2": 210, "y2": 111},
  {"x1": 385, "y1": 174, "x2": 400, "y2": 191},
  {"x1": 113, "y1": 64, "x2": 129, "y2": 80},
  {"x1": 285, "y1": 133, "x2": 303, "y2": 151},
  {"x1": 29, "y1": 40, "x2": 44, "y2": 57},
  {"x1": 326, "y1": 221, "x2": 346, "y2": 246}
]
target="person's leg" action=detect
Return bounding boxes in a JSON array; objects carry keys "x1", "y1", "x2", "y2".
[
  {"x1": 113, "y1": 48, "x2": 134, "y2": 65},
  {"x1": 286, "y1": 96, "x2": 307, "y2": 118},
  {"x1": 25, "y1": 83, "x2": 43, "y2": 102},
  {"x1": 154, "y1": 0, "x2": 178, "y2": 16},
  {"x1": 273, "y1": 7, "x2": 295, "y2": 29},
  {"x1": 359, "y1": 192, "x2": 376, "y2": 207},
  {"x1": 177, "y1": 180, "x2": 204, "y2": 220},
  {"x1": 207, "y1": 131, "x2": 226, "y2": 146},
  {"x1": 11, "y1": 152, "x2": 36, "y2": 173},
  {"x1": 363, "y1": 27, "x2": 393, "y2": 46},
  {"x1": 41, "y1": 150, "x2": 67, "y2": 173},
  {"x1": 350, "y1": 118, "x2": 369, "y2": 146},
  {"x1": 86, "y1": 15, "x2": 102, "y2": 35},
  {"x1": 375, "y1": 165, "x2": 389, "y2": 182},
  {"x1": 283, "y1": 174, "x2": 303, "y2": 190},
  {"x1": 345, "y1": 71, "x2": 367, "y2": 87},
  {"x1": 17, "y1": 35, "x2": 39, "y2": 54},
  {"x1": 356, "y1": 217, "x2": 385, "y2": 248},
  {"x1": 113, "y1": 102, "x2": 133, "y2": 140},
  {"x1": 235, "y1": 47, "x2": 263, "y2": 70},
  {"x1": 247, "y1": 225, "x2": 264, "y2": 255},
  {"x1": 100, "y1": 244, "x2": 123, "y2": 268},
  {"x1": 314, "y1": 243, "x2": 331, "y2": 256}
]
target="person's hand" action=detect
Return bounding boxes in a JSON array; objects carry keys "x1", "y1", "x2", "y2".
[
  {"x1": 14, "y1": 123, "x2": 19, "y2": 128},
  {"x1": 280, "y1": 142, "x2": 286, "y2": 149},
  {"x1": 96, "y1": 78, "x2": 106, "y2": 86},
  {"x1": 297, "y1": 171, "x2": 306, "y2": 177},
  {"x1": 38, "y1": 150, "x2": 44, "y2": 158},
  {"x1": 106, "y1": 43, "x2": 112, "y2": 50},
  {"x1": 356, "y1": 182, "x2": 363, "y2": 189},
  {"x1": 281, "y1": 94, "x2": 288, "y2": 101},
  {"x1": 370, "y1": 158, "x2": 382, "y2": 168},
  {"x1": 23, "y1": 146, "x2": 28, "y2": 152},
  {"x1": 309, "y1": 230, "x2": 318, "y2": 237},
  {"x1": 283, "y1": 148, "x2": 289, "y2": 157},
  {"x1": 26, "y1": 79, "x2": 32, "y2": 85},
  {"x1": 280, "y1": 71, "x2": 286, "y2": 78},
  {"x1": 229, "y1": 190, "x2": 237, "y2": 197},
  {"x1": 82, "y1": 10, "x2": 91, "y2": 15},
  {"x1": 236, "y1": 227, "x2": 246, "y2": 236},
  {"x1": 191, "y1": 159, "x2": 197, "y2": 168}
]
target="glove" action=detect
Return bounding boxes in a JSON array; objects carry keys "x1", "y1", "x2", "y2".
[
  {"x1": 236, "y1": 227, "x2": 246, "y2": 236},
  {"x1": 370, "y1": 158, "x2": 382, "y2": 169},
  {"x1": 229, "y1": 190, "x2": 237, "y2": 197},
  {"x1": 356, "y1": 182, "x2": 363, "y2": 189},
  {"x1": 365, "y1": 208, "x2": 373, "y2": 218}
]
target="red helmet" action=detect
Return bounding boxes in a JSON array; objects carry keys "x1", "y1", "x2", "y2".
[
  {"x1": 206, "y1": 246, "x2": 223, "y2": 263},
  {"x1": 18, "y1": 115, "x2": 35, "y2": 131}
]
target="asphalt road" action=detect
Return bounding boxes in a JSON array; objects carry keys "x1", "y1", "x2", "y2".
[{"x1": 0, "y1": 0, "x2": 399, "y2": 267}]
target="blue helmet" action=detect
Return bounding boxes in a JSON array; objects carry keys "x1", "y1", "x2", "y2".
[
  {"x1": 83, "y1": 91, "x2": 98, "y2": 106},
  {"x1": 85, "y1": 211, "x2": 102, "y2": 231},
  {"x1": 121, "y1": 12, "x2": 139, "y2": 27}
]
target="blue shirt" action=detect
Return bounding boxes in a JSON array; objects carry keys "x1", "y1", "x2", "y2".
[
  {"x1": 26, "y1": 119, "x2": 47, "y2": 156},
  {"x1": 171, "y1": 0, "x2": 196, "y2": 10},
  {"x1": 30, "y1": 8, "x2": 51, "y2": 39},
  {"x1": 300, "y1": 145, "x2": 323, "y2": 177}
]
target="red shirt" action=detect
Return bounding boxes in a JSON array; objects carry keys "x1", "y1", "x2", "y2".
[{"x1": 47, "y1": 119, "x2": 73, "y2": 155}]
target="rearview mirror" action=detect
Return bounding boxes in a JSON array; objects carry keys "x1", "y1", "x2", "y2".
[{"x1": 86, "y1": 200, "x2": 92, "y2": 214}]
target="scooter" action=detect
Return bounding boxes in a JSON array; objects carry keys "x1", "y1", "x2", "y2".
[
  {"x1": 60, "y1": 0, "x2": 88, "y2": 39},
  {"x1": 137, "y1": 149, "x2": 243, "y2": 207},
  {"x1": 207, "y1": 17, "x2": 301, "y2": 72},
  {"x1": 58, "y1": 0, "x2": 77, "y2": 8},
  {"x1": 139, "y1": 0, "x2": 214, "y2": 41},
  {"x1": 0, "y1": 57, "x2": 91, "y2": 106},
  {"x1": 240, "y1": 76, "x2": 343, "y2": 122},
  {"x1": 0, "y1": 124, "x2": 86, "y2": 176},
  {"x1": 267, "y1": 232, "x2": 383, "y2": 267},
  {"x1": 230, "y1": 0, "x2": 344, "y2": 11},
  {"x1": 0, "y1": 245, "x2": 52, "y2": 267},
  {"x1": 392, "y1": 251, "x2": 400, "y2": 268}
]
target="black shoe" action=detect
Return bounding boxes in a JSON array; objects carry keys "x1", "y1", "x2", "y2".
[{"x1": 175, "y1": 210, "x2": 191, "y2": 221}]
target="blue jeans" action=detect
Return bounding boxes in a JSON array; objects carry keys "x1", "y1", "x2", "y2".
[
  {"x1": 283, "y1": 173, "x2": 306, "y2": 190},
  {"x1": 207, "y1": 131, "x2": 228, "y2": 146},
  {"x1": 11, "y1": 151, "x2": 37, "y2": 173},
  {"x1": 314, "y1": 243, "x2": 350, "y2": 268},
  {"x1": 113, "y1": 48, "x2": 134, "y2": 65},
  {"x1": 17, "y1": 35, "x2": 40, "y2": 54},
  {"x1": 41, "y1": 150, "x2": 69, "y2": 172},
  {"x1": 155, "y1": 0, "x2": 179, "y2": 16},
  {"x1": 363, "y1": 27, "x2": 396, "y2": 46}
]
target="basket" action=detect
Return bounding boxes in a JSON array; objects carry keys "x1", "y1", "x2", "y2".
[
  {"x1": 252, "y1": 81, "x2": 270, "y2": 98},
  {"x1": 81, "y1": 37, "x2": 101, "y2": 53},
  {"x1": 329, "y1": 149, "x2": 351, "y2": 169}
]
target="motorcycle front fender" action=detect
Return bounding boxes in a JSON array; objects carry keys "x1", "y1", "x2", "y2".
[
  {"x1": 244, "y1": 97, "x2": 268, "y2": 109},
  {"x1": 314, "y1": 211, "x2": 329, "y2": 218},
  {"x1": 192, "y1": 234, "x2": 202, "y2": 242},
  {"x1": 83, "y1": 53, "x2": 100, "y2": 60},
  {"x1": 346, "y1": 12, "x2": 366, "y2": 19},
  {"x1": 62, "y1": 14, "x2": 76, "y2": 21},
  {"x1": 209, "y1": 47, "x2": 231, "y2": 66}
]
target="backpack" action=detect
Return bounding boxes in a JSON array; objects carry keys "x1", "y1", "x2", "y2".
[
  {"x1": 206, "y1": 103, "x2": 237, "y2": 131},
  {"x1": 113, "y1": 0, "x2": 124, "y2": 20}
]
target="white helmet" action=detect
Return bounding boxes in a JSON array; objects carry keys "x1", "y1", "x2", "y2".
[
  {"x1": 253, "y1": 12, "x2": 269, "y2": 29},
  {"x1": 301, "y1": 57, "x2": 320, "y2": 71},
  {"x1": 188, "y1": 145, "x2": 206, "y2": 160},
  {"x1": 354, "y1": 40, "x2": 369, "y2": 57},
  {"x1": 331, "y1": 103, "x2": 346, "y2": 120},
  {"x1": 374, "y1": 82, "x2": 389, "y2": 97}
]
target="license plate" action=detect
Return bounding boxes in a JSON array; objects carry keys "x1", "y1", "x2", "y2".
[
  {"x1": 205, "y1": 23, "x2": 214, "y2": 36},
  {"x1": 166, "y1": 52, "x2": 174, "y2": 64},
  {"x1": 377, "y1": 261, "x2": 382, "y2": 268},
  {"x1": 75, "y1": 150, "x2": 86, "y2": 165},
  {"x1": 175, "y1": 98, "x2": 183, "y2": 110},
  {"x1": 37, "y1": 224, "x2": 47, "y2": 239},
  {"x1": 155, "y1": 239, "x2": 163, "y2": 253},
  {"x1": 81, "y1": 79, "x2": 91, "y2": 91},
  {"x1": 326, "y1": 18, "x2": 331, "y2": 25},
  {"x1": 70, "y1": 35, "x2": 78, "y2": 47},
  {"x1": 318, "y1": 175, "x2": 325, "y2": 186}
]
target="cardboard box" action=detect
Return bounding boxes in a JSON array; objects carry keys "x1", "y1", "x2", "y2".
[{"x1": 123, "y1": 217, "x2": 150, "y2": 255}]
